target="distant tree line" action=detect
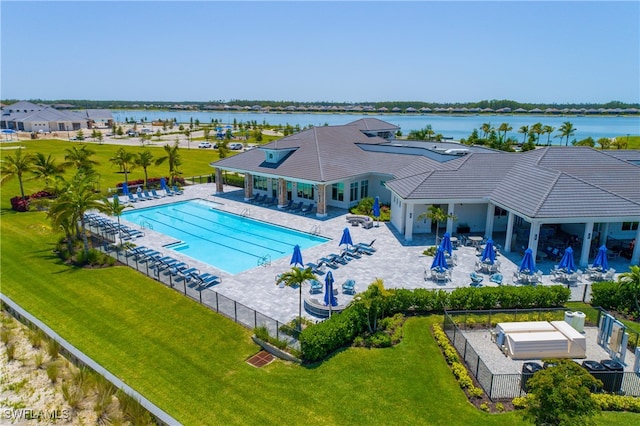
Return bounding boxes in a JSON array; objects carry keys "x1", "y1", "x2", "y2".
[{"x1": 2, "y1": 98, "x2": 638, "y2": 111}]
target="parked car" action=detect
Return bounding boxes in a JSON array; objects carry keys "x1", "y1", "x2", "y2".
[
  {"x1": 229, "y1": 143, "x2": 243, "y2": 150},
  {"x1": 198, "y1": 142, "x2": 212, "y2": 148}
]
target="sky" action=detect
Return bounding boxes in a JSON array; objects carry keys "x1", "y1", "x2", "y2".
[{"x1": 1, "y1": 1, "x2": 639, "y2": 104}]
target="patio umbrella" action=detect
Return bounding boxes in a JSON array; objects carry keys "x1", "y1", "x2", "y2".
[
  {"x1": 339, "y1": 227, "x2": 353, "y2": 249},
  {"x1": 592, "y1": 245, "x2": 609, "y2": 271},
  {"x1": 373, "y1": 196, "x2": 380, "y2": 221},
  {"x1": 440, "y1": 232, "x2": 453, "y2": 256},
  {"x1": 558, "y1": 247, "x2": 576, "y2": 273},
  {"x1": 122, "y1": 182, "x2": 130, "y2": 196},
  {"x1": 290, "y1": 244, "x2": 303, "y2": 268},
  {"x1": 480, "y1": 239, "x2": 496, "y2": 264},
  {"x1": 160, "y1": 177, "x2": 168, "y2": 191},
  {"x1": 519, "y1": 248, "x2": 536, "y2": 274},
  {"x1": 431, "y1": 246, "x2": 448, "y2": 271},
  {"x1": 323, "y1": 271, "x2": 337, "y2": 307}
]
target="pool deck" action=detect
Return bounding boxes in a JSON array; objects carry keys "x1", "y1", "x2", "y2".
[{"x1": 107, "y1": 183, "x2": 631, "y2": 325}]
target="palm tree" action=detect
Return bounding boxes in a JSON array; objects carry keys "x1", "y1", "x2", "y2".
[
  {"x1": 596, "y1": 137, "x2": 612, "y2": 150},
  {"x1": 530, "y1": 122, "x2": 543, "y2": 145},
  {"x1": 497, "y1": 122, "x2": 512, "y2": 141},
  {"x1": 0, "y1": 148, "x2": 35, "y2": 199},
  {"x1": 48, "y1": 171, "x2": 106, "y2": 257},
  {"x1": 542, "y1": 125, "x2": 555, "y2": 146},
  {"x1": 63, "y1": 145, "x2": 98, "y2": 172},
  {"x1": 110, "y1": 147, "x2": 135, "y2": 184},
  {"x1": 155, "y1": 142, "x2": 182, "y2": 185},
  {"x1": 556, "y1": 121, "x2": 576, "y2": 146},
  {"x1": 102, "y1": 196, "x2": 132, "y2": 245},
  {"x1": 417, "y1": 205, "x2": 456, "y2": 244},
  {"x1": 480, "y1": 122, "x2": 492, "y2": 140},
  {"x1": 135, "y1": 150, "x2": 155, "y2": 188},
  {"x1": 30, "y1": 152, "x2": 66, "y2": 191},
  {"x1": 276, "y1": 266, "x2": 317, "y2": 331},
  {"x1": 355, "y1": 279, "x2": 390, "y2": 333},
  {"x1": 518, "y1": 125, "x2": 529, "y2": 144},
  {"x1": 619, "y1": 266, "x2": 640, "y2": 316}
]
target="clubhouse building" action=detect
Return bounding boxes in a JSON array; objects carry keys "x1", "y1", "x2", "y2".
[{"x1": 211, "y1": 118, "x2": 640, "y2": 267}]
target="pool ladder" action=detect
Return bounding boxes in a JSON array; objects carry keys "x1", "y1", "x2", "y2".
[
  {"x1": 257, "y1": 254, "x2": 271, "y2": 267},
  {"x1": 140, "y1": 220, "x2": 153, "y2": 230},
  {"x1": 310, "y1": 225, "x2": 321, "y2": 235},
  {"x1": 240, "y1": 208, "x2": 251, "y2": 217}
]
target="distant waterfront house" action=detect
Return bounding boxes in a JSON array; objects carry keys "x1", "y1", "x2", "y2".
[
  {"x1": 211, "y1": 118, "x2": 640, "y2": 267},
  {"x1": 1, "y1": 101, "x2": 113, "y2": 132}
]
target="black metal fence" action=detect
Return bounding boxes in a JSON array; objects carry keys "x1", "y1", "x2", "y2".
[
  {"x1": 443, "y1": 308, "x2": 640, "y2": 400},
  {"x1": 91, "y1": 235, "x2": 300, "y2": 350}
]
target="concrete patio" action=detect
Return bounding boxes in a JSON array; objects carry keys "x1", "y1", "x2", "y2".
[{"x1": 107, "y1": 183, "x2": 633, "y2": 325}]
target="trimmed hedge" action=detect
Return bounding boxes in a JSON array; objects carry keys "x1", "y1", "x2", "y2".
[
  {"x1": 299, "y1": 285, "x2": 570, "y2": 362},
  {"x1": 591, "y1": 281, "x2": 638, "y2": 317}
]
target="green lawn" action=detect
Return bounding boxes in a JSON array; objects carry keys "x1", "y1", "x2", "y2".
[{"x1": 1, "y1": 143, "x2": 639, "y2": 424}]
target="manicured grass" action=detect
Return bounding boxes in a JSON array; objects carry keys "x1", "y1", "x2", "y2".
[{"x1": 618, "y1": 135, "x2": 640, "y2": 150}]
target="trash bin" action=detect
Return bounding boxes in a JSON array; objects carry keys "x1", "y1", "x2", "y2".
[
  {"x1": 564, "y1": 311, "x2": 575, "y2": 325},
  {"x1": 573, "y1": 311, "x2": 586, "y2": 333},
  {"x1": 582, "y1": 360, "x2": 606, "y2": 392},
  {"x1": 521, "y1": 362, "x2": 543, "y2": 392},
  {"x1": 600, "y1": 359, "x2": 624, "y2": 393}
]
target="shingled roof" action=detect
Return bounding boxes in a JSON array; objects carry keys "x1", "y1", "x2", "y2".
[{"x1": 213, "y1": 120, "x2": 640, "y2": 220}]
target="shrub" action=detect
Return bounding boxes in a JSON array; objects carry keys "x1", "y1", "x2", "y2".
[
  {"x1": 422, "y1": 246, "x2": 437, "y2": 257},
  {"x1": 512, "y1": 396, "x2": 528, "y2": 409},
  {"x1": 592, "y1": 394, "x2": 640, "y2": 413},
  {"x1": 46, "y1": 361, "x2": 60, "y2": 383},
  {"x1": 46, "y1": 338, "x2": 60, "y2": 358},
  {"x1": 495, "y1": 402, "x2": 505, "y2": 412},
  {"x1": 5, "y1": 343, "x2": 16, "y2": 362},
  {"x1": 479, "y1": 402, "x2": 490, "y2": 411}
]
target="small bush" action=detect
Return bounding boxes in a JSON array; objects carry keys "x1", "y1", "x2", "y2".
[
  {"x1": 468, "y1": 386, "x2": 484, "y2": 399},
  {"x1": 33, "y1": 352, "x2": 44, "y2": 369},
  {"x1": 62, "y1": 382, "x2": 84, "y2": 411},
  {"x1": 592, "y1": 393, "x2": 640, "y2": 413},
  {"x1": 495, "y1": 402, "x2": 504, "y2": 412},
  {"x1": 1, "y1": 328, "x2": 10, "y2": 345},
  {"x1": 512, "y1": 396, "x2": 528, "y2": 409},
  {"x1": 46, "y1": 338, "x2": 60, "y2": 358},
  {"x1": 5, "y1": 343, "x2": 16, "y2": 362},
  {"x1": 480, "y1": 402, "x2": 490, "y2": 412},
  {"x1": 46, "y1": 361, "x2": 60, "y2": 383},
  {"x1": 422, "y1": 246, "x2": 437, "y2": 257}
]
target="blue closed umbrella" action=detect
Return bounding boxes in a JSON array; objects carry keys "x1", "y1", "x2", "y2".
[
  {"x1": 519, "y1": 248, "x2": 536, "y2": 274},
  {"x1": 373, "y1": 196, "x2": 380, "y2": 218},
  {"x1": 440, "y1": 232, "x2": 453, "y2": 256},
  {"x1": 431, "y1": 246, "x2": 448, "y2": 271},
  {"x1": 323, "y1": 271, "x2": 337, "y2": 307},
  {"x1": 160, "y1": 177, "x2": 168, "y2": 191},
  {"x1": 122, "y1": 182, "x2": 130, "y2": 196},
  {"x1": 290, "y1": 245, "x2": 303, "y2": 268},
  {"x1": 592, "y1": 245, "x2": 609, "y2": 271},
  {"x1": 558, "y1": 247, "x2": 576, "y2": 273},
  {"x1": 481, "y1": 239, "x2": 496, "y2": 264},
  {"x1": 339, "y1": 227, "x2": 353, "y2": 249}
]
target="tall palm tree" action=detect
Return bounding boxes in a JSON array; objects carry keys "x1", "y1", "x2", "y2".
[
  {"x1": 135, "y1": 150, "x2": 155, "y2": 188},
  {"x1": 556, "y1": 121, "x2": 576, "y2": 146},
  {"x1": 102, "y1": 196, "x2": 132, "y2": 245},
  {"x1": 619, "y1": 266, "x2": 640, "y2": 316},
  {"x1": 155, "y1": 142, "x2": 182, "y2": 185},
  {"x1": 480, "y1": 122, "x2": 492, "y2": 140},
  {"x1": 518, "y1": 125, "x2": 529, "y2": 144},
  {"x1": 417, "y1": 205, "x2": 456, "y2": 244},
  {"x1": 30, "y1": 152, "x2": 66, "y2": 191},
  {"x1": 530, "y1": 122, "x2": 543, "y2": 145},
  {"x1": 542, "y1": 125, "x2": 555, "y2": 146},
  {"x1": 110, "y1": 147, "x2": 135, "y2": 184},
  {"x1": 497, "y1": 122, "x2": 512, "y2": 141},
  {"x1": 276, "y1": 266, "x2": 317, "y2": 331},
  {"x1": 48, "y1": 171, "x2": 106, "y2": 257},
  {"x1": 1, "y1": 148, "x2": 35, "y2": 199},
  {"x1": 63, "y1": 145, "x2": 98, "y2": 172}
]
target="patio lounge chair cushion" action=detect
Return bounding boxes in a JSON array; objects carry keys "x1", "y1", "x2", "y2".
[{"x1": 342, "y1": 279, "x2": 356, "y2": 294}]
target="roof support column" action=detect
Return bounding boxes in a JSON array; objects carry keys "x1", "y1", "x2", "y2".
[
  {"x1": 631, "y1": 226, "x2": 640, "y2": 265},
  {"x1": 316, "y1": 184, "x2": 327, "y2": 218},
  {"x1": 484, "y1": 203, "x2": 495, "y2": 240},
  {"x1": 214, "y1": 168, "x2": 224, "y2": 194},
  {"x1": 579, "y1": 221, "x2": 594, "y2": 267},
  {"x1": 446, "y1": 203, "x2": 455, "y2": 235},
  {"x1": 600, "y1": 223, "x2": 610, "y2": 247},
  {"x1": 527, "y1": 221, "x2": 541, "y2": 261},
  {"x1": 277, "y1": 178, "x2": 287, "y2": 208},
  {"x1": 504, "y1": 211, "x2": 515, "y2": 252},
  {"x1": 404, "y1": 203, "x2": 414, "y2": 241},
  {"x1": 244, "y1": 173, "x2": 253, "y2": 201}
]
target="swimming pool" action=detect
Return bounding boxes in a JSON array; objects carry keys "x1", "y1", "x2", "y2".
[{"x1": 121, "y1": 200, "x2": 329, "y2": 274}]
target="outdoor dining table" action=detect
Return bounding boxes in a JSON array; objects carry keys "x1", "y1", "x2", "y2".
[{"x1": 468, "y1": 236, "x2": 483, "y2": 248}]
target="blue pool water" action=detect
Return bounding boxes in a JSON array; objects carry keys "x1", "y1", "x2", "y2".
[{"x1": 121, "y1": 200, "x2": 329, "y2": 274}]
